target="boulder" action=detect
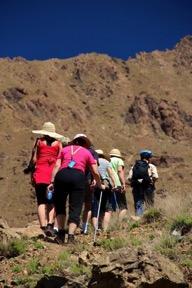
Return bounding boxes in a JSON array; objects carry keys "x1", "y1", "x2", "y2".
[{"x1": 88, "y1": 247, "x2": 188, "y2": 288}]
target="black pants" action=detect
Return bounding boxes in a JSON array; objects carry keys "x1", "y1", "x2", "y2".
[
  {"x1": 92, "y1": 188, "x2": 113, "y2": 218},
  {"x1": 35, "y1": 183, "x2": 54, "y2": 205},
  {"x1": 54, "y1": 168, "x2": 86, "y2": 226},
  {"x1": 132, "y1": 185, "x2": 155, "y2": 216}
]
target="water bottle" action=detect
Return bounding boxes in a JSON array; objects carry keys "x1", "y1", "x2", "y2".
[{"x1": 47, "y1": 188, "x2": 53, "y2": 200}]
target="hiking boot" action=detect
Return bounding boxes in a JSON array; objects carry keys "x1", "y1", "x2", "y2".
[
  {"x1": 45, "y1": 223, "x2": 55, "y2": 237},
  {"x1": 67, "y1": 234, "x2": 76, "y2": 244},
  {"x1": 54, "y1": 229, "x2": 65, "y2": 245}
]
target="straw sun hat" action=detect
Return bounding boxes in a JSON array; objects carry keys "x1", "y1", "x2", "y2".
[
  {"x1": 95, "y1": 149, "x2": 110, "y2": 161},
  {"x1": 109, "y1": 148, "x2": 123, "y2": 158},
  {"x1": 32, "y1": 122, "x2": 63, "y2": 140}
]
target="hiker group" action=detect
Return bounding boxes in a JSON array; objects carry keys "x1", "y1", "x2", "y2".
[{"x1": 25, "y1": 122, "x2": 158, "y2": 244}]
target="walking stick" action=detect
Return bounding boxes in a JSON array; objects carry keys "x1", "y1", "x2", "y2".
[
  {"x1": 113, "y1": 188, "x2": 120, "y2": 213},
  {"x1": 93, "y1": 190, "x2": 103, "y2": 246}
]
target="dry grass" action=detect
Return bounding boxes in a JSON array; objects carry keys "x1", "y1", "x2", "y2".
[{"x1": 156, "y1": 191, "x2": 192, "y2": 219}]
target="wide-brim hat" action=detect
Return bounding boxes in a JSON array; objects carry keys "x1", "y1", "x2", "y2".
[
  {"x1": 60, "y1": 136, "x2": 70, "y2": 144},
  {"x1": 32, "y1": 122, "x2": 63, "y2": 140},
  {"x1": 109, "y1": 148, "x2": 123, "y2": 158},
  {"x1": 72, "y1": 133, "x2": 92, "y2": 147},
  {"x1": 95, "y1": 149, "x2": 110, "y2": 161}
]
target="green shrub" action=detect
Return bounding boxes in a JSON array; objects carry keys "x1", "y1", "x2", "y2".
[
  {"x1": 42, "y1": 263, "x2": 58, "y2": 275},
  {"x1": 128, "y1": 221, "x2": 140, "y2": 230},
  {"x1": 155, "y1": 235, "x2": 178, "y2": 260},
  {"x1": 99, "y1": 237, "x2": 128, "y2": 251},
  {"x1": 33, "y1": 241, "x2": 44, "y2": 250},
  {"x1": 58, "y1": 250, "x2": 71, "y2": 262},
  {"x1": 11, "y1": 264, "x2": 22, "y2": 273},
  {"x1": 57, "y1": 250, "x2": 72, "y2": 269},
  {"x1": 0, "y1": 238, "x2": 28, "y2": 258},
  {"x1": 12, "y1": 276, "x2": 29, "y2": 286},
  {"x1": 27, "y1": 258, "x2": 40, "y2": 275},
  {"x1": 170, "y1": 214, "x2": 192, "y2": 232},
  {"x1": 130, "y1": 236, "x2": 142, "y2": 247},
  {"x1": 143, "y1": 208, "x2": 162, "y2": 223},
  {"x1": 70, "y1": 263, "x2": 91, "y2": 277},
  {"x1": 181, "y1": 258, "x2": 192, "y2": 268}
]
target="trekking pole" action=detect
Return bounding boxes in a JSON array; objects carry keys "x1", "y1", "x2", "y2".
[
  {"x1": 93, "y1": 190, "x2": 103, "y2": 246},
  {"x1": 113, "y1": 188, "x2": 120, "y2": 213}
]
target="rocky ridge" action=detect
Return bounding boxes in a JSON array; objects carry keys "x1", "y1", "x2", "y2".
[{"x1": 0, "y1": 36, "x2": 192, "y2": 227}]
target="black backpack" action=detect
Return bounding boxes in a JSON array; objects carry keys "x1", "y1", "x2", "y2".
[{"x1": 131, "y1": 160, "x2": 151, "y2": 187}]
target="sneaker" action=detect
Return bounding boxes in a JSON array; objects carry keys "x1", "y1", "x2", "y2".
[
  {"x1": 81, "y1": 230, "x2": 89, "y2": 235},
  {"x1": 54, "y1": 230, "x2": 65, "y2": 245},
  {"x1": 45, "y1": 224, "x2": 55, "y2": 237}
]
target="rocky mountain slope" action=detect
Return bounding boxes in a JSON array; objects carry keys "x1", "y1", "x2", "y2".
[
  {"x1": 0, "y1": 216, "x2": 191, "y2": 287},
  {"x1": 0, "y1": 36, "x2": 192, "y2": 227}
]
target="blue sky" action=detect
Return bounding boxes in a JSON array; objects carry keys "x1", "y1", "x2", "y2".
[{"x1": 0, "y1": 0, "x2": 191, "y2": 60}]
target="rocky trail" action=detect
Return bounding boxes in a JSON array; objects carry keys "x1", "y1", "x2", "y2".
[{"x1": 0, "y1": 215, "x2": 191, "y2": 288}]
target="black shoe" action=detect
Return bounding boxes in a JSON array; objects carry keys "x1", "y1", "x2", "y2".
[
  {"x1": 45, "y1": 223, "x2": 55, "y2": 237},
  {"x1": 54, "y1": 230, "x2": 65, "y2": 245},
  {"x1": 67, "y1": 234, "x2": 76, "y2": 244}
]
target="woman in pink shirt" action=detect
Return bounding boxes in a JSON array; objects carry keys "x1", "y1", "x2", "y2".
[{"x1": 48, "y1": 134, "x2": 104, "y2": 244}]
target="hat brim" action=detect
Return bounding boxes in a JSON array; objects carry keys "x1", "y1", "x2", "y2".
[
  {"x1": 97, "y1": 152, "x2": 110, "y2": 161},
  {"x1": 110, "y1": 153, "x2": 124, "y2": 159},
  {"x1": 32, "y1": 130, "x2": 64, "y2": 140},
  {"x1": 71, "y1": 136, "x2": 91, "y2": 147}
]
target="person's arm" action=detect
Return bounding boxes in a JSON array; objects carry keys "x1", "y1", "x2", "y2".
[
  {"x1": 107, "y1": 167, "x2": 115, "y2": 188},
  {"x1": 58, "y1": 141, "x2": 63, "y2": 155},
  {"x1": 31, "y1": 138, "x2": 40, "y2": 164},
  {"x1": 90, "y1": 164, "x2": 105, "y2": 190},
  {"x1": 118, "y1": 165, "x2": 126, "y2": 191},
  {"x1": 151, "y1": 165, "x2": 158, "y2": 183},
  {"x1": 32, "y1": 142, "x2": 38, "y2": 164},
  {"x1": 126, "y1": 167, "x2": 133, "y2": 185},
  {"x1": 47, "y1": 159, "x2": 62, "y2": 191}
]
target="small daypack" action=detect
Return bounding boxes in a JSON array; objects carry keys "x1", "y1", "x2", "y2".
[{"x1": 131, "y1": 160, "x2": 151, "y2": 187}]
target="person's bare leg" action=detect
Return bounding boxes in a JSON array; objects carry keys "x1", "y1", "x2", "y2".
[
  {"x1": 47, "y1": 204, "x2": 55, "y2": 224},
  {"x1": 68, "y1": 222, "x2": 77, "y2": 234},
  {"x1": 82, "y1": 206, "x2": 92, "y2": 233},
  {"x1": 119, "y1": 209, "x2": 127, "y2": 220},
  {"x1": 56, "y1": 214, "x2": 66, "y2": 230},
  {"x1": 103, "y1": 211, "x2": 112, "y2": 231},
  {"x1": 38, "y1": 204, "x2": 47, "y2": 227},
  {"x1": 92, "y1": 217, "x2": 98, "y2": 230}
]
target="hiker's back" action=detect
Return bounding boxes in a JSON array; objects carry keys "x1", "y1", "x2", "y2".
[
  {"x1": 131, "y1": 160, "x2": 151, "y2": 187},
  {"x1": 110, "y1": 156, "x2": 124, "y2": 188},
  {"x1": 98, "y1": 158, "x2": 110, "y2": 180}
]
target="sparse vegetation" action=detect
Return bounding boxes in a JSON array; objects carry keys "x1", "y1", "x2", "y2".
[
  {"x1": 27, "y1": 258, "x2": 40, "y2": 275},
  {"x1": 33, "y1": 241, "x2": 45, "y2": 250},
  {"x1": 143, "y1": 208, "x2": 162, "y2": 223},
  {"x1": 0, "y1": 238, "x2": 28, "y2": 258},
  {"x1": 11, "y1": 264, "x2": 22, "y2": 273},
  {"x1": 155, "y1": 235, "x2": 179, "y2": 260},
  {"x1": 129, "y1": 236, "x2": 142, "y2": 247},
  {"x1": 181, "y1": 258, "x2": 192, "y2": 268},
  {"x1": 170, "y1": 214, "x2": 192, "y2": 232},
  {"x1": 42, "y1": 263, "x2": 58, "y2": 275},
  {"x1": 128, "y1": 221, "x2": 140, "y2": 230},
  {"x1": 70, "y1": 263, "x2": 91, "y2": 277},
  {"x1": 99, "y1": 237, "x2": 128, "y2": 251}
]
